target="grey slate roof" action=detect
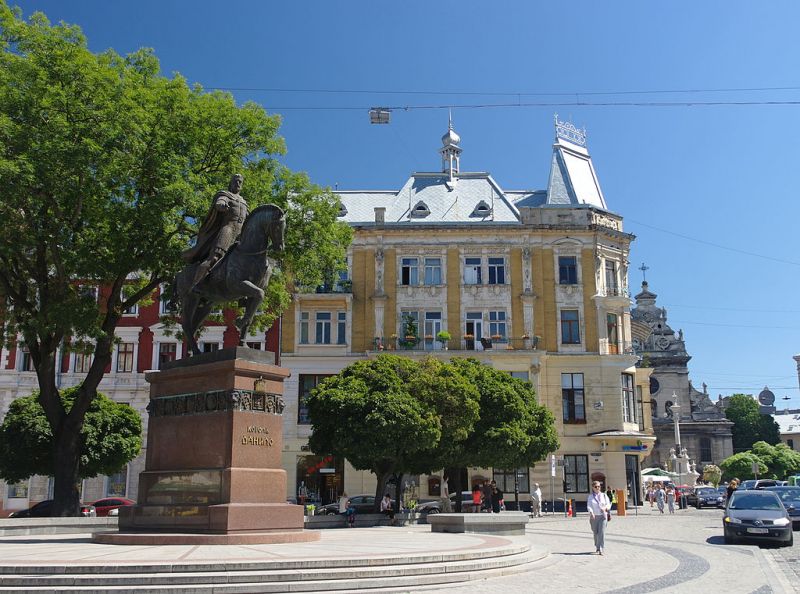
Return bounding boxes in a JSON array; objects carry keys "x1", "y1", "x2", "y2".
[{"x1": 335, "y1": 129, "x2": 610, "y2": 225}]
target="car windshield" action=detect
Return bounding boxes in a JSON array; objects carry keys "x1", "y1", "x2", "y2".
[
  {"x1": 772, "y1": 490, "x2": 800, "y2": 503},
  {"x1": 729, "y1": 494, "x2": 782, "y2": 510},
  {"x1": 697, "y1": 488, "x2": 716, "y2": 495}
]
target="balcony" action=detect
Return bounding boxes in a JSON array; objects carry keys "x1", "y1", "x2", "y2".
[
  {"x1": 314, "y1": 280, "x2": 352, "y2": 294},
  {"x1": 371, "y1": 336, "x2": 540, "y2": 353},
  {"x1": 603, "y1": 340, "x2": 636, "y2": 356}
]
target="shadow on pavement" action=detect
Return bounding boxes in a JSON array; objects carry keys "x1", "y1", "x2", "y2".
[{"x1": 0, "y1": 536, "x2": 92, "y2": 544}]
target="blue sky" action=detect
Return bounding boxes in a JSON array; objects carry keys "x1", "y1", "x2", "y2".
[{"x1": 13, "y1": 1, "x2": 800, "y2": 404}]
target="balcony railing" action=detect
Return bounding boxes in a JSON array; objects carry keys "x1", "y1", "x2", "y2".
[
  {"x1": 598, "y1": 286, "x2": 630, "y2": 298},
  {"x1": 371, "y1": 336, "x2": 540, "y2": 353},
  {"x1": 314, "y1": 280, "x2": 352, "y2": 294},
  {"x1": 604, "y1": 340, "x2": 636, "y2": 355}
]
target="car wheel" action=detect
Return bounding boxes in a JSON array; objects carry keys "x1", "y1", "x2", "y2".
[
  {"x1": 325, "y1": 510, "x2": 337, "y2": 516},
  {"x1": 696, "y1": 503, "x2": 701, "y2": 509},
  {"x1": 783, "y1": 533, "x2": 794, "y2": 547},
  {"x1": 426, "y1": 508, "x2": 440, "y2": 514}
]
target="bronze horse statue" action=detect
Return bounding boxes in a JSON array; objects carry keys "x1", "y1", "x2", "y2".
[{"x1": 174, "y1": 204, "x2": 286, "y2": 356}]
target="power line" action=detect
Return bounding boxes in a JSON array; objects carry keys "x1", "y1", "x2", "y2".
[
  {"x1": 664, "y1": 303, "x2": 800, "y2": 314},
  {"x1": 669, "y1": 319, "x2": 800, "y2": 330},
  {"x1": 627, "y1": 219, "x2": 800, "y2": 266},
  {"x1": 259, "y1": 99, "x2": 800, "y2": 112},
  {"x1": 206, "y1": 84, "x2": 800, "y2": 98}
]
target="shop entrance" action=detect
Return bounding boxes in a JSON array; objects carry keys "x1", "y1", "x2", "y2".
[{"x1": 296, "y1": 455, "x2": 344, "y2": 507}]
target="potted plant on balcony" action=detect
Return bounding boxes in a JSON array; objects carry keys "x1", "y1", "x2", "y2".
[
  {"x1": 399, "y1": 315, "x2": 418, "y2": 349},
  {"x1": 436, "y1": 330, "x2": 451, "y2": 350},
  {"x1": 522, "y1": 333, "x2": 531, "y2": 349}
]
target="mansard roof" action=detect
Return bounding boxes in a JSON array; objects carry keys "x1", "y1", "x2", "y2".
[{"x1": 335, "y1": 121, "x2": 613, "y2": 226}]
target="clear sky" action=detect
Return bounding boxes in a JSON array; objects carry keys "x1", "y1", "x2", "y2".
[{"x1": 12, "y1": 0, "x2": 800, "y2": 405}]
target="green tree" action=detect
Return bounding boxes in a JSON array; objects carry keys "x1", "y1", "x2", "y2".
[
  {"x1": 0, "y1": 4, "x2": 350, "y2": 515},
  {"x1": 306, "y1": 355, "x2": 446, "y2": 508},
  {"x1": 702, "y1": 464, "x2": 722, "y2": 487},
  {"x1": 0, "y1": 387, "x2": 141, "y2": 482},
  {"x1": 720, "y1": 452, "x2": 766, "y2": 481},
  {"x1": 750, "y1": 441, "x2": 800, "y2": 480},
  {"x1": 447, "y1": 358, "x2": 559, "y2": 498},
  {"x1": 725, "y1": 394, "x2": 780, "y2": 453}
]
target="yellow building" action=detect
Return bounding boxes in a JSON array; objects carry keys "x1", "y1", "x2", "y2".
[{"x1": 280, "y1": 117, "x2": 654, "y2": 510}]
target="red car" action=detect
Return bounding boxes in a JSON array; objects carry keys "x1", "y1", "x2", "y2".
[{"x1": 90, "y1": 497, "x2": 135, "y2": 517}]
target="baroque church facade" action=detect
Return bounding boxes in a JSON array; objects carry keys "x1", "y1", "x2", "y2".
[{"x1": 630, "y1": 281, "x2": 733, "y2": 472}]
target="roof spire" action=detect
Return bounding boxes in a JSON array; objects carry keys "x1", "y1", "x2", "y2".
[{"x1": 440, "y1": 110, "x2": 462, "y2": 181}]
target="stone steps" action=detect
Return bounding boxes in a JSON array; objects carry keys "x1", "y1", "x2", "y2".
[{"x1": 0, "y1": 543, "x2": 546, "y2": 593}]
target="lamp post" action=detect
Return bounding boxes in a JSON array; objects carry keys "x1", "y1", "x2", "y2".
[{"x1": 671, "y1": 397, "x2": 684, "y2": 509}]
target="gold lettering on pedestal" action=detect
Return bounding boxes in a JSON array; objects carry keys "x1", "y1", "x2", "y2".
[{"x1": 240, "y1": 425, "x2": 274, "y2": 447}]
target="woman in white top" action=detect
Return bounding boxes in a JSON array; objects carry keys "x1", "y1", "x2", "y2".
[
  {"x1": 338, "y1": 492, "x2": 349, "y2": 514},
  {"x1": 587, "y1": 481, "x2": 611, "y2": 555}
]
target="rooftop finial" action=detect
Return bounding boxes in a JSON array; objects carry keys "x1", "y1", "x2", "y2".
[
  {"x1": 440, "y1": 110, "x2": 462, "y2": 179},
  {"x1": 554, "y1": 113, "x2": 587, "y2": 148}
]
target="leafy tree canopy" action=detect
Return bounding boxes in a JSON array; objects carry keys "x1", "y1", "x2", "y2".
[
  {"x1": 0, "y1": 387, "x2": 142, "y2": 482},
  {"x1": 719, "y1": 452, "x2": 767, "y2": 481},
  {"x1": 0, "y1": 2, "x2": 351, "y2": 514},
  {"x1": 750, "y1": 441, "x2": 800, "y2": 480},
  {"x1": 307, "y1": 355, "x2": 559, "y2": 504},
  {"x1": 725, "y1": 394, "x2": 780, "y2": 453}
]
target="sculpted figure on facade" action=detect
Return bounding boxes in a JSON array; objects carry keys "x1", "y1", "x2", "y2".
[{"x1": 522, "y1": 246, "x2": 532, "y2": 293}]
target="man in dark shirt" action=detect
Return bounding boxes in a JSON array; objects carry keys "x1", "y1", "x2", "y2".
[{"x1": 490, "y1": 481, "x2": 504, "y2": 514}]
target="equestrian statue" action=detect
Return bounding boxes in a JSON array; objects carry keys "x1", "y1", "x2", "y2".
[{"x1": 174, "y1": 174, "x2": 286, "y2": 356}]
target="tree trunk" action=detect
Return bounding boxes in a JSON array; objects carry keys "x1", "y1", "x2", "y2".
[
  {"x1": 447, "y1": 467, "x2": 463, "y2": 513},
  {"x1": 374, "y1": 469, "x2": 391, "y2": 513},
  {"x1": 51, "y1": 426, "x2": 82, "y2": 516},
  {"x1": 394, "y1": 473, "x2": 404, "y2": 513}
]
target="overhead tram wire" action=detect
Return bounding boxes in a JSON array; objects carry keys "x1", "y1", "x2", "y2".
[
  {"x1": 253, "y1": 99, "x2": 800, "y2": 111},
  {"x1": 207, "y1": 83, "x2": 800, "y2": 97}
]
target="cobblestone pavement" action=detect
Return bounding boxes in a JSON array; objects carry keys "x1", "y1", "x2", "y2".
[{"x1": 427, "y1": 506, "x2": 797, "y2": 594}]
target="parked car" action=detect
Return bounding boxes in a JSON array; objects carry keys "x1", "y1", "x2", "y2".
[
  {"x1": 317, "y1": 495, "x2": 379, "y2": 515},
  {"x1": 90, "y1": 497, "x2": 135, "y2": 517},
  {"x1": 765, "y1": 486, "x2": 800, "y2": 529},
  {"x1": 9, "y1": 499, "x2": 96, "y2": 518},
  {"x1": 688, "y1": 487, "x2": 724, "y2": 509},
  {"x1": 739, "y1": 479, "x2": 779, "y2": 490},
  {"x1": 415, "y1": 491, "x2": 482, "y2": 514},
  {"x1": 723, "y1": 489, "x2": 793, "y2": 546}
]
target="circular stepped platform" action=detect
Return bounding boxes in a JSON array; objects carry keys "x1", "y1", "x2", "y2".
[{"x1": 0, "y1": 531, "x2": 548, "y2": 593}]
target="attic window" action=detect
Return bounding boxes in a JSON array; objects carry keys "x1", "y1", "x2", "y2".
[
  {"x1": 337, "y1": 204, "x2": 348, "y2": 217},
  {"x1": 409, "y1": 200, "x2": 430, "y2": 218},
  {"x1": 471, "y1": 200, "x2": 492, "y2": 217}
]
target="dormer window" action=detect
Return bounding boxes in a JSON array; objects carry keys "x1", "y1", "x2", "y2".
[
  {"x1": 471, "y1": 200, "x2": 492, "y2": 217},
  {"x1": 337, "y1": 203, "x2": 348, "y2": 217},
  {"x1": 409, "y1": 200, "x2": 430, "y2": 218}
]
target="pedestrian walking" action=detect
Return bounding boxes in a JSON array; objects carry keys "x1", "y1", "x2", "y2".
[
  {"x1": 345, "y1": 501, "x2": 356, "y2": 527},
  {"x1": 655, "y1": 484, "x2": 666, "y2": 514},
  {"x1": 338, "y1": 492, "x2": 349, "y2": 514},
  {"x1": 530, "y1": 482, "x2": 543, "y2": 518},
  {"x1": 482, "y1": 480, "x2": 493, "y2": 512},
  {"x1": 666, "y1": 486, "x2": 676, "y2": 514},
  {"x1": 726, "y1": 478, "x2": 739, "y2": 501},
  {"x1": 490, "y1": 481, "x2": 504, "y2": 514},
  {"x1": 471, "y1": 484, "x2": 482, "y2": 513},
  {"x1": 587, "y1": 480, "x2": 611, "y2": 555},
  {"x1": 647, "y1": 485, "x2": 655, "y2": 508}
]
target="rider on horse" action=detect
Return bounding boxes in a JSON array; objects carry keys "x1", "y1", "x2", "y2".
[{"x1": 182, "y1": 174, "x2": 249, "y2": 293}]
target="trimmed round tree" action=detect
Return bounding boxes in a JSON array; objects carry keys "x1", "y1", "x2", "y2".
[{"x1": 0, "y1": 387, "x2": 142, "y2": 489}]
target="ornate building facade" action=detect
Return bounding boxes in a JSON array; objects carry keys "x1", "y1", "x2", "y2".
[
  {"x1": 280, "y1": 118, "x2": 655, "y2": 508},
  {"x1": 631, "y1": 281, "x2": 733, "y2": 473},
  {"x1": 0, "y1": 289, "x2": 279, "y2": 516}
]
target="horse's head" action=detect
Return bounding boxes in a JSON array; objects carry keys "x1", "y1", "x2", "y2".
[{"x1": 268, "y1": 206, "x2": 286, "y2": 253}]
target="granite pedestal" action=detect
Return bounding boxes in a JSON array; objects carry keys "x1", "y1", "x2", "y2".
[{"x1": 95, "y1": 347, "x2": 318, "y2": 545}]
